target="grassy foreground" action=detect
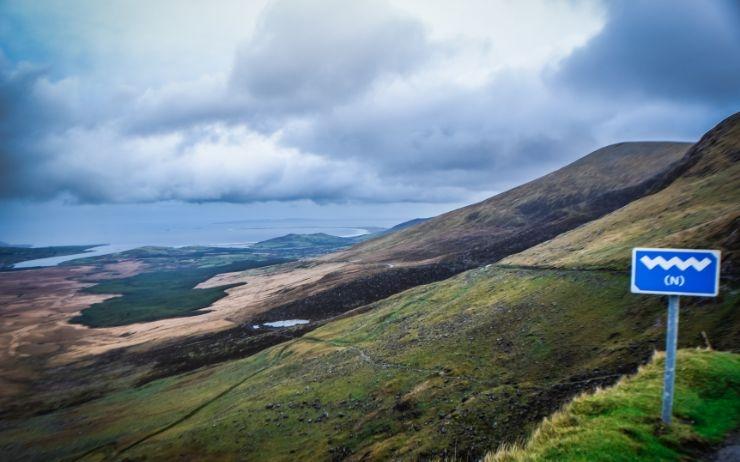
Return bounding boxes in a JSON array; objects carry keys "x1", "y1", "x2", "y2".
[{"x1": 486, "y1": 349, "x2": 740, "y2": 462}]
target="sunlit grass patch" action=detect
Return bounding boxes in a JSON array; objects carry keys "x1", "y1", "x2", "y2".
[{"x1": 485, "y1": 349, "x2": 740, "y2": 462}]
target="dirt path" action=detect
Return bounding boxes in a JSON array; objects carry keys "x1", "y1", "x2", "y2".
[{"x1": 704, "y1": 432, "x2": 740, "y2": 462}]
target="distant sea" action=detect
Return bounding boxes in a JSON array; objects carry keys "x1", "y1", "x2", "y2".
[{"x1": 9, "y1": 218, "x2": 389, "y2": 268}]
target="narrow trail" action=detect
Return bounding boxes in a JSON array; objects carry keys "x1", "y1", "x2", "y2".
[
  {"x1": 298, "y1": 335, "x2": 624, "y2": 392},
  {"x1": 70, "y1": 344, "x2": 294, "y2": 462},
  {"x1": 704, "y1": 432, "x2": 740, "y2": 462},
  {"x1": 301, "y1": 335, "x2": 442, "y2": 375}
]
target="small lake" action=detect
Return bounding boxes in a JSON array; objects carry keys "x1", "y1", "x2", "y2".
[{"x1": 255, "y1": 319, "x2": 310, "y2": 328}]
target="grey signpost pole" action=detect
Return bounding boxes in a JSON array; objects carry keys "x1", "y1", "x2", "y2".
[{"x1": 661, "y1": 295, "x2": 680, "y2": 425}]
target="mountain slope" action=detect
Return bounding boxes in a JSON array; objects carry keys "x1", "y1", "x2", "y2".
[
  {"x1": 503, "y1": 112, "x2": 740, "y2": 274},
  {"x1": 167, "y1": 141, "x2": 696, "y2": 359},
  {"x1": 336, "y1": 141, "x2": 692, "y2": 265},
  {"x1": 375, "y1": 217, "x2": 429, "y2": 235},
  {"x1": 1, "y1": 115, "x2": 738, "y2": 460},
  {"x1": 246, "y1": 140, "x2": 695, "y2": 334}
]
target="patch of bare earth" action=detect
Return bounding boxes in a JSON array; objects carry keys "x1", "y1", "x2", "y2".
[
  {"x1": 0, "y1": 259, "x2": 389, "y2": 405},
  {"x1": 0, "y1": 265, "x2": 114, "y2": 404}
]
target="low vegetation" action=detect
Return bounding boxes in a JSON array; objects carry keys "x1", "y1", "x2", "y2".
[
  {"x1": 486, "y1": 349, "x2": 740, "y2": 462},
  {"x1": 71, "y1": 259, "x2": 287, "y2": 327},
  {"x1": 3, "y1": 267, "x2": 736, "y2": 460},
  {"x1": 65, "y1": 245, "x2": 274, "y2": 270},
  {"x1": 252, "y1": 232, "x2": 367, "y2": 255},
  {"x1": 67, "y1": 235, "x2": 369, "y2": 270}
]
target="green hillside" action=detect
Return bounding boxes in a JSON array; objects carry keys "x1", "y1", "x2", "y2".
[
  {"x1": 252, "y1": 232, "x2": 367, "y2": 255},
  {"x1": 1, "y1": 116, "x2": 737, "y2": 460},
  {"x1": 486, "y1": 349, "x2": 740, "y2": 462}
]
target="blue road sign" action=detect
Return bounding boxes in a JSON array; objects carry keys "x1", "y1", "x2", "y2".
[
  {"x1": 631, "y1": 248, "x2": 720, "y2": 297},
  {"x1": 631, "y1": 247, "x2": 721, "y2": 425}
]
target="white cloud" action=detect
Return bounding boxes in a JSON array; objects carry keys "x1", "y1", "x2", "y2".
[
  {"x1": 29, "y1": 122, "x2": 470, "y2": 203},
  {"x1": 389, "y1": 0, "x2": 605, "y2": 85},
  {"x1": 1, "y1": 0, "x2": 735, "y2": 206},
  {"x1": 231, "y1": 0, "x2": 431, "y2": 112}
]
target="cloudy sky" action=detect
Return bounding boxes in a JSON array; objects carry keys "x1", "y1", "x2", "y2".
[{"x1": 1, "y1": 0, "x2": 739, "y2": 245}]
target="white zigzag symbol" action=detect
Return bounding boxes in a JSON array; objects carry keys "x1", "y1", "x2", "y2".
[{"x1": 640, "y1": 255, "x2": 712, "y2": 272}]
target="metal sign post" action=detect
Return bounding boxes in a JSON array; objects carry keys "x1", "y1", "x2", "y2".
[
  {"x1": 631, "y1": 248, "x2": 720, "y2": 425},
  {"x1": 661, "y1": 295, "x2": 679, "y2": 424}
]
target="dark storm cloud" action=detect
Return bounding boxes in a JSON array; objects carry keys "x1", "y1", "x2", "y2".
[
  {"x1": 0, "y1": 56, "x2": 54, "y2": 198},
  {"x1": 555, "y1": 0, "x2": 740, "y2": 105},
  {"x1": 0, "y1": 57, "x2": 56, "y2": 140},
  {"x1": 281, "y1": 74, "x2": 599, "y2": 192}
]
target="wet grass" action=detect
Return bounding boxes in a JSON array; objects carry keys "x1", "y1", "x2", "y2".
[
  {"x1": 3, "y1": 267, "x2": 736, "y2": 460},
  {"x1": 485, "y1": 349, "x2": 740, "y2": 462}
]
